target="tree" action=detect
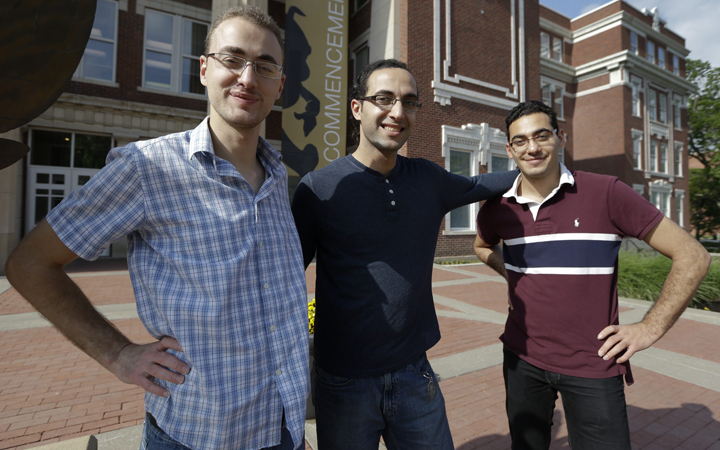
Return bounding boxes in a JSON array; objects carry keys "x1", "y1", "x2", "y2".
[{"x1": 686, "y1": 59, "x2": 720, "y2": 239}]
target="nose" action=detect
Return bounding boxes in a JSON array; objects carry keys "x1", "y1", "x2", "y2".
[
  {"x1": 526, "y1": 138, "x2": 542, "y2": 152},
  {"x1": 388, "y1": 99, "x2": 406, "y2": 118},
  {"x1": 235, "y1": 62, "x2": 257, "y2": 86}
]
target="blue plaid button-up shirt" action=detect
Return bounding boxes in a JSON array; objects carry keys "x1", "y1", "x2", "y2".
[{"x1": 47, "y1": 118, "x2": 309, "y2": 450}]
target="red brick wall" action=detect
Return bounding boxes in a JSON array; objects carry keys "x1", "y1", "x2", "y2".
[
  {"x1": 403, "y1": 0, "x2": 541, "y2": 256},
  {"x1": 539, "y1": 5, "x2": 570, "y2": 28},
  {"x1": 571, "y1": 2, "x2": 622, "y2": 30},
  {"x1": 572, "y1": 27, "x2": 622, "y2": 67},
  {"x1": 578, "y1": 74, "x2": 610, "y2": 91}
]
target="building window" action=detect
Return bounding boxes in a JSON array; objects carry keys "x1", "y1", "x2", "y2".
[
  {"x1": 633, "y1": 184, "x2": 645, "y2": 196},
  {"x1": 674, "y1": 142, "x2": 683, "y2": 176},
  {"x1": 648, "y1": 90, "x2": 657, "y2": 121},
  {"x1": 449, "y1": 150, "x2": 472, "y2": 230},
  {"x1": 491, "y1": 153, "x2": 514, "y2": 173},
  {"x1": 143, "y1": 9, "x2": 208, "y2": 95},
  {"x1": 630, "y1": 32, "x2": 638, "y2": 55},
  {"x1": 647, "y1": 41, "x2": 655, "y2": 64},
  {"x1": 631, "y1": 78, "x2": 642, "y2": 117},
  {"x1": 650, "y1": 182, "x2": 671, "y2": 217},
  {"x1": 673, "y1": 95, "x2": 682, "y2": 129},
  {"x1": 552, "y1": 37, "x2": 562, "y2": 62},
  {"x1": 658, "y1": 47, "x2": 665, "y2": 68},
  {"x1": 650, "y1": 139, "x2": 657, "y2": 171},
  {"x1": 75, "y1": 0, "x2": 118, "y2": 81},
  {"x1": 541, "y1": 80, "x2": 564, "y2": 119},
  {"x1": 659, "y1": 93, "x2": 667, "y2": 123},
  {"x1": 27, "y1": 129, "x2": 113, "y2": 231},
  {"x1": 659, "y1": 142, "x2": 668, "y2": 173},
  {"x1": 673, "y1": 55, "x2": 680, "y2": 75},
  {"x1": 632, "y1": 130, "x2": 643, "y2": 170},
  {"x1": 353, "y1": 44, "x2": 370, "y2": 81},
  {"x1": 675, "y1": 189, "x2": 685, "y2": 225},
  {"x1": 540, "y1": 32, "x2": 550, "y2": 58}
]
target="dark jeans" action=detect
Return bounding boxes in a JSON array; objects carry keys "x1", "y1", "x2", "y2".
[
  {"x1": 312, "y1": 353, "x2": 453, "y2": 450},
  {"x1": 140, "y1": 413, "x2": 297, "y2": 450},
  {"x1": 503, "y1": 348, "x2": 631, "y2": 450}
]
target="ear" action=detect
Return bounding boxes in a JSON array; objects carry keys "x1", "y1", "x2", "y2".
[
  {"x1": 275, "y1": 74, "x2": 286, "y2": 100},
  {"x1": 506, "y1": 142, "x2": 514, "y2": 158},
  {"x1": 351, "y1": 99, "x2": 363, "y2": 121},
  {"x1": 200, "y1": 55, "x2": 208, "y2": 87},
  {"x1": 557, "y1": 129, "x2": 567, "y2": 147}
]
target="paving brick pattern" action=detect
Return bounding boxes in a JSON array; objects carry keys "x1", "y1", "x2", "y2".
[{"x1": 1, "y1": 263, "x2": 719, "y2": 449}]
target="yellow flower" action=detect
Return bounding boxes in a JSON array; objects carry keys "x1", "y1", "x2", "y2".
[{"x1": 308, "y1": 298, "x2": 316, "y2": 334}]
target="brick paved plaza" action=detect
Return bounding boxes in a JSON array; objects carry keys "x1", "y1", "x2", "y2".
[{"x1": 1, "y1": 262, "x2": 719, "y2": 449}]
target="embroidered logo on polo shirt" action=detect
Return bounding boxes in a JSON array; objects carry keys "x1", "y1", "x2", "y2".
[{"x1": 574, "y1": 218, "x2": 580, "y2": 227}]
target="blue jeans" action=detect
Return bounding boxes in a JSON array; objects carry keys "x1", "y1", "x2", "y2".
[
  {"x1": 312, "y1": 353, "x2": 453, "y2": 450},
  {"x1": 503, "y1": 348, "x2": 631, "y2": 450},
  {"x1": 140, "y1": 413, "x2": 297, "y2": 450}
]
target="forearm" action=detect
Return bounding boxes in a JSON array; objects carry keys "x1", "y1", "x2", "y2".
[
  {"x1": 641, "y1": 246, "x2": 711, "y2": 338},
  {"x1": 474, "y1": 244, "x2": 508, "y2": 280}
]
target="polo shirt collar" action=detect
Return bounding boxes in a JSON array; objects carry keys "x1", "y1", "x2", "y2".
[{"x1": 503, "y1": 163, "x2": 575, "y2": 204}]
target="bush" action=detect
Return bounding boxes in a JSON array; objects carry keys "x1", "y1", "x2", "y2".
[{"x1": 617, "y1": 252, "x2": 720, "y2": 310}]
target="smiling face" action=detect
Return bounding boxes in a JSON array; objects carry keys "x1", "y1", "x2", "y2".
[
  {"x1": 200, "y1": 17, "x2": 285, "y2": 134},
  {"x1": 505, "y1": 112, "x2": 566, "y2": 181},
  {"x1": 351, "y1": 68, "x2": 418, "y2": 154}
]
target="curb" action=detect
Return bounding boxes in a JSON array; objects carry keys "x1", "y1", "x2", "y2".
[{"x1": 32, "y1": 435, "x2": 97, "y2": 450}]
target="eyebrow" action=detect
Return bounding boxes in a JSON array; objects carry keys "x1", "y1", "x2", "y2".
[
  {"x1": 217, "y1": 46, "x2": 280, "y2": 65},
  {"x1": 372, "y1": 89, "x2": 419, "y2": 99},
  {"x1": 511, "y1": 128, "x2": 553, "y2": 141}
]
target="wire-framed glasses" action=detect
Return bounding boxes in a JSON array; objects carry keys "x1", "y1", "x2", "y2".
[
  {"x1": 206, "y1": 53, "x2": 283, "y2": 79},
  {"x1": 361, "y1": 95, "x2": 422, "y2": 111},
  {"x1": 509, "y1": 130, "x2": 557, "y2": 151}
]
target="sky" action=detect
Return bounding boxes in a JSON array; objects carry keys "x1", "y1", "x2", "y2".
[{"x1": 539, "y1": 0, "x2": 720, "y2": 67}]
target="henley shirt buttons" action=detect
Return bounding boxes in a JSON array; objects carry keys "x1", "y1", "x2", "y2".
[
  {"x1": 391, "y1": 201, "x2": 396, "y2": 205},
  {"x1": 385, "y1": 179, "x2": 389, "y2": 183},
  {"x1": 389, "y1": 189, "x2": 394, "y2": 193},
  {"x1": 276, "y1": 369, "x2": 282, "y2": 376},
  {"x1": 270, "y1": 325, "x2": 276, "y2": 331},
  {"x1": 264, "y1": 283, "x2": 269, "y2": 290},
  {"x1": 258, "y1": 242, "x2": 263, "y2": 248}
]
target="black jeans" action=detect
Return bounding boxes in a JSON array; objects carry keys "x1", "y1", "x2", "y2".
[{"x1": 503, "y1": 348, "x2": 631, "y2": 450}]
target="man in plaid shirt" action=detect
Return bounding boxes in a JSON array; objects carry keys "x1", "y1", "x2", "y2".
[{"x1": 6, "y1": 7, "x2": 307, "y2": 450}]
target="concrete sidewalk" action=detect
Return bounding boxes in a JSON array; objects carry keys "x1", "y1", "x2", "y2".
[{"x1": 1, "y1": 262, "x2": 720, "y2": 449}]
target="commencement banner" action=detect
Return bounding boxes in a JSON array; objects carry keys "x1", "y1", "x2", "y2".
[{"x1": 282, "y1": 0, "x2": 349, "y2": 195}]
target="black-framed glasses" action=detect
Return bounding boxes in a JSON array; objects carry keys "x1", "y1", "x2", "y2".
[
  {"x1": 206, "y1": 53, "x2": 283, "y2": 79},
  {"x1": 509, "y1": 129, "x2": 557, "y2": 151},
  {"x1": 361, "y1": 95, "x2": 422, "y2": 111}
]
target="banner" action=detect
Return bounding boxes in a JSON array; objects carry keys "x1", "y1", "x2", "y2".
[{"x1": 282, "y1": 0, "x2": 348, "y2": 196}]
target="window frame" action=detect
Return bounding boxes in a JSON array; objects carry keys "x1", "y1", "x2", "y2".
[
  {"x1": 658, "y1": 92, "x2": 667, "y2": 123},
  {"x1": 675, "y1": 189, "x2": 685, "y2": 226},
  {"x1": 447, "y1": 149, "x2": 476, "y2": 232},
  {"x1": 659, "y1": 141, "x2": 668, "y2": 174},
  {"x1": 650, "y1": 138, "x2": 657, "y2": 172},
  {"x1": 658, "y1": 47, "x2": 665, "y2": 68},
  {"x1": 674, "y1": 142, "x2": 683, "y2": 177},
  {"x1": 630, "y1": 32, "x2": 638, "y2": 55},
  {"x1": 673, "y1": 55, "x2": 680, "y2": 76},
  {"x1": 631, "y1": 77, "x2": 643, "y2": 117},
  {"x1": 540, "y1": 32, "x2": 550, "y2": 59},
  {"x1": 632, "y1": 129, "x2": 643, "y2": 170},
  {"x1": 552, "y1": 37, "x2": 562, "y2": 62},
  {"x1": 142, "y1": 9, "x2": 208, "y2": 97},
  {"x1": 673, "y1": 95, "x2": 683, "y2": 129},
  {"x1": 647, "y1": 41, "x2": 655, "y2": 64}
]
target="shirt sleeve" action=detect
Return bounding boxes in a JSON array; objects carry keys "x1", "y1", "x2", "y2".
[
  {"x1": 440, "y1": 167, "x2": 519, "y2": 213},
  {"x1": 475, "y1": 200, "x2": 501, "y2": 246},
  {"x1": 46, "y1": 146, "x2": 146, "y2": 261},
  {"x1": 291, "y1": 175, "x2": 320, "y2": 268},
  {"x1": 607, "y1": 178, "x2": 664, "y2": 240}
]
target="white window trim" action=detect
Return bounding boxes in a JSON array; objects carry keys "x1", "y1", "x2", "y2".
[
  {"x1": 540, "y1": 32, "x2": 550, "y2": 59},
  {"x1": 647, "y1": 41, "x2": 655, "y2": 64},
  {"x1": 441, "y1": 123, "x2": 509, "y2": 234},
  {"x1": 658, "y1": 47, "x2": 665, "y2": 68},
  {"x1": 658, "y1": 93, "x2": 667, "y2": 124},
  {"x1": 632, "y1": 184, "x2": 645, "y2": 196},
  {"x1": 672, "y1": 54, "x2": 680, "y2": 76},
  {"x1": 630, "y1": 31, "x2": 638, "y2": 55},
  {"x1": 74, "y1": 0, "x2": 119, "y2": 83},
  {"x1": 142, "y1": 9, "x2": 208, "y2": 96},
  {"x1": 673, "y1": 94, "x2": 683, "y2": 130},
  {"x1": 659, "y1": 141, "x2": 668, "y2": 174},
  {"x1": 632, "y1": 129, "x2": 643, "y2": 170},
  {"x1": 541, "y1": 77, "x2": 565, "y2": 120},
  {"x1": 649, "y1": 180, "x2": 672, "y2": 217},
  {"x1": 631, "y1": 76, "x2": 643, "y2": 118},
  {"x1": 552, "y1": 36, "x2": 563, "y2": 62},
  {"x1": 648, "y1": 90, "x2": 657, "y2": 121},
  {"x1": 674, "y1": 142, "x2": 684, "y2": 177},
  {"x1": 675, "y1": 188, "x2": 685, "y2": 226}
]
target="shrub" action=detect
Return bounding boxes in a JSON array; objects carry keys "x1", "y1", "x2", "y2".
[{"x1": 617, "y1": 252, "x2": 720, "y2": 310}]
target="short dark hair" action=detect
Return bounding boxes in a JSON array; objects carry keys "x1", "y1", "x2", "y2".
[
  {"x1": 349, "y1": 59, "x2": 414, "y2": 143},
  {"x1": 205, "y1": 6, "x2": 284, "y2": 60},
  {"x1": 505, "y1": 101, "x2": 559, "y2": 140}
]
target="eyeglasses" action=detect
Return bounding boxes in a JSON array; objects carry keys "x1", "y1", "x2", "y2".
[
  {"x1": 361, "y1": 95, "x2": 422, "y2": 112},
  {"x1": 206, "y1": 53, "x2": 283, "y2": 79},
  {"x1": 509, "y1": 130, "x2": 557, "y2": 151}
]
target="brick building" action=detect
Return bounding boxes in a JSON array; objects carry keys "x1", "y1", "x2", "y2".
[{"x1": 0, "y1": 0, "x2": 695, "y2": 270}]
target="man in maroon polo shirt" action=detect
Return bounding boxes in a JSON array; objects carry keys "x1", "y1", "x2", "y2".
[{"x1": 473, "y1": 100, "x2": 710, "y2": 450}]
